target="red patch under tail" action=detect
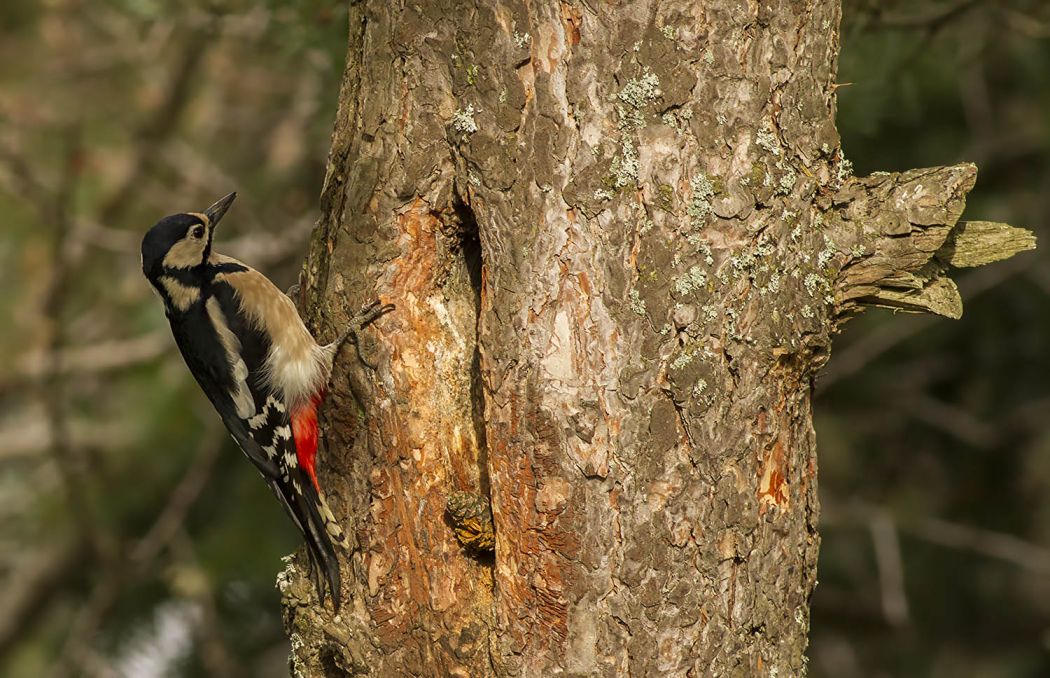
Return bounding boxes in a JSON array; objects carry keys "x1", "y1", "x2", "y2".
[{"x1": 291, "y1": 391, "x2": 324, "y2": 491}]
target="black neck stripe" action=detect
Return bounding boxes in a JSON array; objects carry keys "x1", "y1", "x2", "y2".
[{"x1": 160, "y1": 260, "x2": 248, "y2": 286}]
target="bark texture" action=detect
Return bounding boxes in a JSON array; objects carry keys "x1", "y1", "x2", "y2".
[{"x1": 281, "y1": 1, "x2": 1034, "y2": 676}]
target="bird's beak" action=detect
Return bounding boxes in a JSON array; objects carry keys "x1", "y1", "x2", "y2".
[{"x1": 204, "y1": 192, "x2": 237, "y2": 227}]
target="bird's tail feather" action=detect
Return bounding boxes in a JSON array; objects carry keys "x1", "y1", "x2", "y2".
[{"x1": 269, "y1": 478, "x2": 344, "y2": 611}]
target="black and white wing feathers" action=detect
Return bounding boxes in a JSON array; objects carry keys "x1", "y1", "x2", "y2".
[{"x1": 168, "y1": 274, "x2": 343, "y2": 607}]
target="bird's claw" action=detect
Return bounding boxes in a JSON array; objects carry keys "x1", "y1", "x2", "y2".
[
  {"x1": 339, "y1": 300, "x2": 395, "y2": 370},
  {"x1": 353, "y1": 300, "x2": 396, "y2": 329}
]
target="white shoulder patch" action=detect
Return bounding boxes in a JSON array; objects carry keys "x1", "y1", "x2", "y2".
[
  {"x1": 206, "y1": 296, "x2": 255, "y2": 420},
  {"x1": 214, "y1": 265, "x2": 329, "y2": 409}
]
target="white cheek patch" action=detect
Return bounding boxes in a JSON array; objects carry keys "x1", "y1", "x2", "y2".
[{"x1": 163, "y1": 236, "x2": 206, "y2": 269}]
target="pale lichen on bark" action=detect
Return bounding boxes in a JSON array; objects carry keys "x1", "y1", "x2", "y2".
[{"x1": 281, "y1": 1, "x2": 1034, "y2": 676}]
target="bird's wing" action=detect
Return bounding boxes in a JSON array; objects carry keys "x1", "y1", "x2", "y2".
[{"x1": 206, "y1": 277, "x2": 344, "y2": 607}]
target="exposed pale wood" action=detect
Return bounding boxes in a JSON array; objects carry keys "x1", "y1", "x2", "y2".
[
  {"x1": 833, "y1": 167, "x2": 1034, "y2": 319},
  {"x1": 865, "y1": 277, "x2": 962, "y2": 319},
  {"x1": 940, "y1": 221, "x2": 1037, "y2": 268}
]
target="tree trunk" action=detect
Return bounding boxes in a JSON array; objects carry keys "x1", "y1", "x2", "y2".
[{"x1": 281, "y1": 1, "x2": 1034, "y2": 675}]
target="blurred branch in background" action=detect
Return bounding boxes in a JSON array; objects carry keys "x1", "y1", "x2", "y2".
[
  {"x1": 814, "y1": 2, "x2": 1050, "y2": 675},
  {"x1": 825, "y1": 502, "x2": 1050, "y2": 576},
  {"x1": 868, "y1": 0, "x2": 983, "y2": 31},
  {"x1": 868, "y1": 509, "x2": 910, "y2": 629},
  {"x1": 131, "y1": 427, "x2": 224, "y2": 569},
  {"x1": 0, "y1": 1, "x2": 347, "y2": 675},
  {"x1": 12, "y1": 333, "x2": 170, "y2": 384},
  {"x1": 39, "y1": 126, "x2": 118, "y2": 564},
  {"x1": 0, "y1": 540, "x2": 90, "y2": 661},
  {"x1": 96, "y1": 30, "x2": 211, "y2": 226},
  {"x1": 46, "y1": 428, "x2": 224, "y2": 678}
]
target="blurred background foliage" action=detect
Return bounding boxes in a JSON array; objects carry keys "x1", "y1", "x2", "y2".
[
  {"x1": 0, "y1": 0, "x2": 1047, "y2": 676},
  {"x1": 814, "y1": 1, "x2": 1050, "y2": 676},
  {"x1": 0, "y1": 0, "x2": 346, "y2": 676}
]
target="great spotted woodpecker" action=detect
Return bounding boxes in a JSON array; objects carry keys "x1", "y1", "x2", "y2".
[{"x1": 141, "y1": 192, "x2": 390, "y2": 611}]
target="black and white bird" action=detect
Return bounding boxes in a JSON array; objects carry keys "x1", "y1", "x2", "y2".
[{"x1": 140, "y1": 192, "x2": 390, "y2": 610}]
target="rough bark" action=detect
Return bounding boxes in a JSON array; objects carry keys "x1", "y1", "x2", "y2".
[{"x1": 281, "y1": 1, "x2": 1034, "y2": 676}]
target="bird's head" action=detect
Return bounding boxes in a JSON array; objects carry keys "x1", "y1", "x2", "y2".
[{"x1": 141, "y1": 192, "x2": 236, "y2": 282}]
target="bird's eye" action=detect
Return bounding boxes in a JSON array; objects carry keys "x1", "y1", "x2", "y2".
[{"x1": 191, "y1": 225, "x2": 205, "y2": 239}]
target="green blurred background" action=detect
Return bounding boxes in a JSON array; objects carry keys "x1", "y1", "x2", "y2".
[{"x1": 0, "y1": 1, "x2": 1047, "y2": 676}]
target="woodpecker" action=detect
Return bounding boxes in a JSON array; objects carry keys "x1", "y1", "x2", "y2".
[{"x1": 141, "y1": 192, "x2": 390, "y2": 611}]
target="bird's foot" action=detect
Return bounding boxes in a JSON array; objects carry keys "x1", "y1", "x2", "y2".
[{"x1": 337, "y1": 300, "x2": 395, "y2": 370}]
